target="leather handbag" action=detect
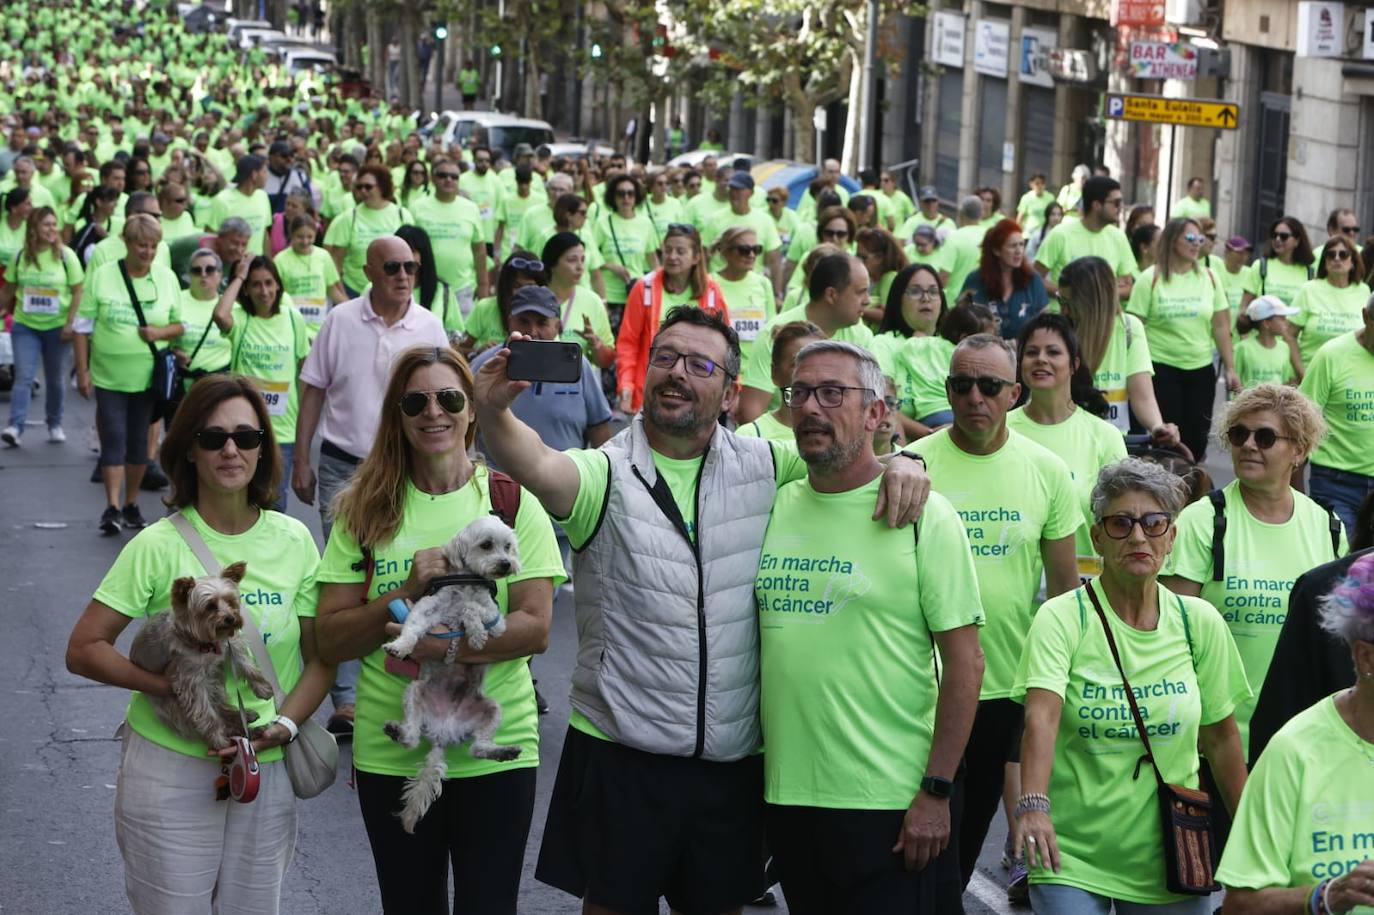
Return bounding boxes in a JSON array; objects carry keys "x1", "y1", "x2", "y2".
[
  {"x1": 169, "y1": 512, "x2": 339, "y2": 799},
  {"x1": 1084, "y1": 582, "x2": 1220, "y2": 896}
]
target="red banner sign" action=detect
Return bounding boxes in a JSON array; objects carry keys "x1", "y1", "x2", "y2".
[{"x1": 1113, "y1": 0, "x2": 1166, "y2": 27}]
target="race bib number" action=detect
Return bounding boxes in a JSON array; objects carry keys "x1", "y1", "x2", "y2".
[
  {"x1": 253, "y1": 379, "x2": 290, "y2": 417},
  {"x1": 22, "y1": 286, "x2": 60, "y2": 315},
  {"x1": 479, "y1": 206, "x2": 493, "y2": 220},
  {"x1": 1105, "y1": 387, "x2": 1129, "y2": 433},
  {"x1": 732, "y1": 302, "x2": 767, "y2": 342},
  {"x1": 295, "y1": 298, "x2": 326, "y2": 325}
]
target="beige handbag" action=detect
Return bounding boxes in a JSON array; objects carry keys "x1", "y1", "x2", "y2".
[{"x1": 170, "y1": 512, "x2": 339, "y2": 799}]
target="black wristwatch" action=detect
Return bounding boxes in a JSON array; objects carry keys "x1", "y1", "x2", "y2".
[
  {"x1": 920, "y1": 775, "x2": 953, "y2": 799},
  {"x1": 892, "y1": 450, "x2": 926, "y2": 469}
]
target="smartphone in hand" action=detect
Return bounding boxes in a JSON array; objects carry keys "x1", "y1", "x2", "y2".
[{"x1": 505, "y1": 339, "x2": 582, "y2": 384}]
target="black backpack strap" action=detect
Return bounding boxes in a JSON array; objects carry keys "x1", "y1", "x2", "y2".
[
  {"x1": 1328, "y1": 506, "x2": 1342, "y2": 559},
  {"x1": 1208, "y1": 488, "x2": 1227, "y2": 582}
]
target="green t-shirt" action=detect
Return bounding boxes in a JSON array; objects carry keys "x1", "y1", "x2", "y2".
[
  {"x1": 463, "y1": 294, "x2": 503, "y2": 349},
  {"x1": 0, "y1": 219, "x2": 26, "y2": 271},
  {"x1": 1006, "y1": 407, "x2": 1127, "y2": 575},
  {"x1": 703, "y1": 206, "x2": 783, "y2": 273},
  {"x1": 1234, "y1": 334, "x2": 1296, "y2": 389},
  {"x1": 893, "y1": 335, "x2": 956, "y2": 421},
  {"x1": 1218, "y1": 262, "x2": 1248, "y2": 314},
  {"x1": 913, "y1": 428, "x2": 1080, "y2": 698},
  {"x1": 1016, "y1": 189, "x2": 1056, "y2": 235},
  {"x1": 736, "y1": 410, "x2": 794, "y2": 443},
  {"x1": 273, "y1": 245, "x2": 339, "y2": 336},
  {"x1": 209, "y1": 186, "x2": 272, "y2": 255},
  {"x1": 79, "y1": 261, "x2": 182, "y2": 392},
  {"x1": 160, "y1": 209, "x2": 200, "y2": 242},
  {"x1": 557, "y1": 437, "x2": 807, "y2": 739},
  {"x1": 92, "y1": 507, "x2": 320, "y2": 763},
  {"x1": 596, "y1": 211, "x2": 657, "y2": 304},
  {"x1": 173, "y1": 289, "x2": 232, "y2": 379},
  {"x1": 1242, "y1": 257, "x2": 1313, "y2": 307},
  {"x1": 408, "y1": 194, "x2": 484, "y2": 292},
  {"x1": 1171, "y1": 196, "x2": 1211, "y2": 221},
  {"x1": 458, "y1": 169, "x2": 503, "y2": 242},
  {"x1": 551, "y1": 285, "x2": 613, "y2": 360},
  {"x1": 8, "y1": 245, "x2": 83, "y2": 332},
  {"x1": 1034, "y1": 220, "x2": 1136, "y2": 283},
  {"x1": 316, "y1": 468, "x2": 565, "y2": 777},
  {"x1": 1300, "y1": 332, "x2": 1374, "y2": 476},
  {"x1": 1215, "y1": 694, "x2": 1374, "y2": 909},
  {"x1": 1126, "y1": 265, "x2": 1227, "y2": 370},
  {"x1": 227, "y1": 302, "x2": 309, "y2": 441},
  {"x1": 1163, "y1": 480, "x2": 1346, "y2": 756},
  {"x1": 713, "y1": 270, "x2": 776, "y2": 361},
  {"x1": 1290, "y1": 278, "x2": 1370, "y2": 367},
  {"x1": 687, "y1": 193, "x2": 732, "y2": 235},
  {"x1": 942, "y1": 224, "x2": 987, "y2": 301},
  {"x1": 758, "y1": 479, "x2": 984, "y2": 808},
  {"x1": 322, "y1": 201, "x2": 411, "y2": 292},
  {"x1": 1085, "y1": 312, "x2": 1154, "y2": 434},
  {"x1": 1016, "y1": 583, "x2": 1250, "y2": 903},
  {"x1": 742, "y1": 303, "x2": 876, "y2": 397},
  {"x1": 641, "y1": 195, "x2": 686, "y2": 248}
]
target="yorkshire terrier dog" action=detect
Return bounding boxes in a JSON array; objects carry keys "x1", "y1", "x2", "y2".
[
  {"x1": 381, "y1": 516, "x2": 522, "y2": 833},
  {"x1": 129, "y1": 561, "x2": 274, "y2": 748}
]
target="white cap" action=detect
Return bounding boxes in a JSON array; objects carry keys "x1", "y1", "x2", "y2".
[{"x1": 1246, "y1": 295, "x2": 1299, "y2": 323}]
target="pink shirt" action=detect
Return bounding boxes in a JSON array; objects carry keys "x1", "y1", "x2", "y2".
[{"x1": 299, "y1": 291, "x2": 448, "y2": 459}]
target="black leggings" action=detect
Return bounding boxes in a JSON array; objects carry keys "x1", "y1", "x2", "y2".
[
  {"x1": 356, "y1": 766, "x2": 537, "y2": 915},
  {"x1": 1150, "y1": 362, "x2": 1217, "y2": 462},
  {"x1": 956, "y1": 698, "x2": 1025, "y2": 888}
]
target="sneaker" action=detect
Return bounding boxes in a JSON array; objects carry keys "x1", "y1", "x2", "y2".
[
  {"x1": 47, "y1": 426, "x2": 66, "y2": 443},
  {"x1": 1001, "y1": 834, "x2": 1015, "y2": 869},
  {"x1": 122, "y1": 504, "x2": 148, "y2": 529},
  {"x1": 99, "y1": 506, "x2": 121, "y2": 536},
  {"x1": 1007, "y1": 858, "x2": 1030, "y2": 905},
  {"x1": 140, "y1": 463, "x2": 169, "y2": 491},
  {"x1": 1, "y1": 425, "x2": 18, "y2": 447},
  {"x1": 326, "y1": 704, "x2": 355, "y2": 739}
]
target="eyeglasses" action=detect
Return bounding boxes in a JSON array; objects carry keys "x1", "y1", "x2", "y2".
[
  {"x1": 187, "y1": 264, "x2": 221, "y2": 275},
  {"x1": 398, "y1": 388, "x2": 466, "y2": 417},
  {"x1": 355, "y1": 182, "x2": 377, "y2": 191},
  {"x1": 822, "y1": 228, "x2": 850, "y2": 240},
  {"x1": 1225, "y1": 424, "x2": 1289, "y2": 449},
  {"x1": 1326, "y1": 248, "x2": 1353, "y2": 261},
  {"x1": 731, "y1": 244, "x2": 763, "y2": 257},
  {"x1": 648, "y1": 347, "x2": 733, "y2": 379},
  {"x1": 434, "y1": 171, "x2": 460, "y2": 180},
  {"x1": 1341, "y1": 225, "x2": 1362, "y2": 235},
  {"x1": 1272, "y1": 232, "x2": 1293, "y2": 242},
  {"x1": 904, "y1": 285, "x2": 941, "y2": 300},
  {"x1": 195, "y1": 428, "x2": 264, "y2": 450},
  {"x1": 882, "y1": 396, "x2": 899, "y2": 409},
  {"x1": 508, "y1": 256, "x2": 544, "y2": 272},
  {"x1": 1183, "y1": 233, "x2": 1205, "y2": 244},
  {"x1": 616, "y1": 188, "x2": 637, "y2": 198},
  {"x1": 946, "y1": 375, "x2": 1014, "y2": 397},
  {"x1": 381, "y1": 260, "x2": 419, "y2": 276},
  {"x1": 782, "y1": 384, "x2": 872, "y2": 408},
  {"x1": 1099, "y1": 512, "x2": 1172, "y2": 539}
]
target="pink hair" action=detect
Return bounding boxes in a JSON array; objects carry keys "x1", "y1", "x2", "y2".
[{"x1": 1320, "y1": 553, "x2": 1374, "y2": 643}]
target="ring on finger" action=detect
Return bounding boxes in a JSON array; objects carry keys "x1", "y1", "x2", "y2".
[{"x1": 1026, "y1": 836, "x2": 1037, "y2": 845}]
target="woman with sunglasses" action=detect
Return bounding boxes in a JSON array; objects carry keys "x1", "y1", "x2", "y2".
[
  {"x1": 542, "y1": 231, "x2": 615, "y2": 368},
  {"x1": 1289, "y1": 234, "x2": 1370, "y2": 367},
  {"x1": 711, "y1": 225, "x2": 775, "y2": 362},
  {"x1": 1016, "y1": 457, "x2": 1250, "y2": 915},
  {"x1": 641, "y1": 169, "x2": 685, "y2": 249},
  {"x1": 399, "y1": 159, "x2": 429, "y2": 209},
  {"x1": 766, "y1": 186, "x2": 800, "y2": 250},
  {"x1": 1239, "y1": 216, "x2": 1316, "y2": 312},
  {"x1": 314, "y1": 345, "x2": 563, "y2": 914},
  {"x1": 595, "y1": 174, "x2": 659, "y2": 315},
  {"x1": 1126, "y1": 218, "x2": 1240, "y2": 462},
  {"x1": 1162, "y1": 384, "x2": 1345, "y2": 765},
  {"x1": 856, "y1": 226, "x2": 908, "y2": 327},
  {"x1": 395, "y1": 224, "x2": 466, "y2": 343},
  {"x1": 457, "y1": 249, "x2": 547, "y2": 357},
  {"x1": 170, "y1": 247, "x2": 232, "y2": 396},
  {"x1": 323, "y1": 163, "x2": 412, "y2": 297},
  {"x1": 532, "y1": 193, "x2": 606, "y2": 300},
  {"x1": 65, "y1": 375, "x2": 331, "y2": 915},
  {"x1": 273, "y1": 213, "x2": 346, "y2": 340},
  {"x1": 157, "y1": 181, "x2": 200, "y2": 242},
  {"x1": 212, "y1": 255, "x2": 310, "y2": 510},
  {"x1": 616, "y1": 223, "x2": 729, "y2": 413}
]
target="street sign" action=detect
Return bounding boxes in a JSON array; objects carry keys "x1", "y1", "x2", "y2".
[{"x1": 1104, "y1": 93, "x2": 1240, "y2": 129}]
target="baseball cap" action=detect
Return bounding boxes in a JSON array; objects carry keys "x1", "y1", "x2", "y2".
[
  {"x1": 268, "y1": 139, "x2": 293, "y2": 157},
  {"x1": 1225, "y1": 235, "x2": 1252, "y2": 252},
  {"x1": 1246, "y1": 295, "x2": 1299, "y2": 323},
  {"x1": 513, "y1": 142, "x2": 534, "y2": 157},
  {"x1": 509, "y1": 285, "x2": 559, "y2": 319},
  {"x1": 727, "y1": 172, "x2": 755, "y2": 191},
  {"x1": 151, "y1": 131, "x2": 171, "y2": 145},
  {"x1": 233, "y1": 153, "x2": 266, "y2": 183},
  {"x1": 919, "y1": 185, "x2": 939, "y2": 201}
]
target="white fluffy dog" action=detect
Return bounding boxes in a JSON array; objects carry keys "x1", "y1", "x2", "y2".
[{"x1": 381, "y1": 515, "x2": 522, "y2": 833}]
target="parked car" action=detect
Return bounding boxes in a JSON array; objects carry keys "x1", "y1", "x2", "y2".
[
  {"x1": 225, "y1": 17, "x2": 271, "y2": 44},
  {"x1": 179, "y1": 3, "x2": 228, "y2": 32},
  {"x1": 749, "y1": 159, "x2": 861, "y2": 209},
  {"x1": 668, "y1": 150, "x2": 754, "y2": 170},
  {"x1": 422, "y1": 111, "x2": 555, "y2": 162},
  {"x1": 260, "y1": 41, "x2": 337, "y2": 75},
  {"x1": 541, "y1": 140, "x2": 617, "y2": 162}
]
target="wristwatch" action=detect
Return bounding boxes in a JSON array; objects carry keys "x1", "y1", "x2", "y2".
[
  {"x1": 920, "y1": 775, "x2": 953, "y2": 799},
  {"x1": 892, "y1": 450, "x2": 926, "y2": 469}
]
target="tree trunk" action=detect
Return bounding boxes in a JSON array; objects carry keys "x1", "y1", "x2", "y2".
[
  {"x1": 399, "y1": 8, "x2": 421, "y2": 108},
  {"x1": 839, "y1": 49, "x2": 863, "y2": 176},
  {"x1": 365, "y1": 5, "x2": 386, "y2": 96},
  {"x1": 344, "y1": 6, "x2": 365, "y2": 71},
  {"x1": 523, "y1": 43, "x2": 541, "y2": 118}
]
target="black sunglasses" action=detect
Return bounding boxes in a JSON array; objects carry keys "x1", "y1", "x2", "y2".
[
  {"x1": 1272, "y1": 232, "x2": 1294, "y2": 242},
  {"x1": 188, "y1": 264, "x2": 221, "y2": 275},
  {"x1": 434, "y1": 171, "x2": 460, "y2": 179},
  {"x1": 398, "y1": 388, "x2": 467, "y2": 417},
  {"x1": 947, "y1": 374, "x2": 1014, "y2": 397},
  {"x1": 382, "y1": 260, "x2": 419, "y2": 276},
  {"x1": 1341, "y1": 226, "x2": 1362, "y2": 235},
  {"x1": 1099, "y1": 512, "x2": 1172, "y2": 539},
  {"x1": 822, "y1": 228, "x2": 849, "y2": 239},
  {"x1": 1326, "y1": 249, "x2": 1353, "y2": 261},
  {"x1": 1225, "y1": 424, "x2": 1289, "y2": 450},
  {"x1": 195, "y1": 428, "x2": 264, "y2": 451},
  {"x1": 355, "y1": 182, "x2": 378, "y2": 191},
  {"x1": 732, "y1": 244, "x2": 764, "y2": 257}
]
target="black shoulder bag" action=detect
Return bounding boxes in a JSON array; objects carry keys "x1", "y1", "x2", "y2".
[
  {"x1": 1084, "y1": 581, "x2": 1220, "y2": 896},
  {"x1": 118, "y1": 259, "x2": 179, "y2": 422}
]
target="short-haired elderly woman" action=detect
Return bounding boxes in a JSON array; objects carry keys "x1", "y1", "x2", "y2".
[
  {"x1": 1162, "y1": 383, "x2": 1347, "y2": 763},
  {"x1": 1217, "y1": 553, "x2": 1374, "y2": 915},
  {"x1": 1015, "y1": 457, "x2": 1252, "y2": 914}
]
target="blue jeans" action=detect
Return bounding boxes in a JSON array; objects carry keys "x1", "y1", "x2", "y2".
[
  {"x1": 1308, "y1": 463, "x2": 1374, "y2": 542},
  {"x1": 317, "y1": 447, "x2": 361, "y2": 708},
  {"x1": 9, "y1": 322, "x2": 69, "y2": 432},
  {"x1": 1029, "y1": 884, "x2": 1212, "y2": 915}
]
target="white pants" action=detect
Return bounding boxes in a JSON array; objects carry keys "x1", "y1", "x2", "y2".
[{"x1": 114, "y1": 728, "x2": 297, "y2": 915}]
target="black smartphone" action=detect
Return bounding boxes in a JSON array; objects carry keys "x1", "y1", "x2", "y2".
[{"x1": 505, "y1": 339, "x2": 583, "y2": 384}]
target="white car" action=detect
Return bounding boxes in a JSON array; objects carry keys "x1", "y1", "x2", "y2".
[
  {"x1": 236, "y1": 27, "x2": 290, "y2": 49},
  {"x1": 424, "y1": 111, "x2": 555, "y2": 162},
  {"x1": 542, "y1": 140, "x2": 617, "y2": 161},
  {"x1": 225, "y1": 18, "x2": 271, "y2": 44},
  {"x1": 668, "y1": 150, "x2": 754, "y2": 170}
]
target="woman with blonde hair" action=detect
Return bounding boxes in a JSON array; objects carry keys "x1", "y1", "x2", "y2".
[
  {"x1": 314, "y1": 344, "x2": 564, "y2": 913},
  {"x1": 711, "y1": 224, "x2": 776, "y2": 362}
]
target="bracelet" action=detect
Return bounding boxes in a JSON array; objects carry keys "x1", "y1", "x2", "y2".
[
  {"x1": 1322, "y1": 877, "x2": 1337, "y2": 915},
  {"x1": 1014, "y1": 793, "x2": 1051, "y2": 817},
  {"x1": 1309, "y1": 880, "x2": 1325, "y2": 915},
  {"x1": 892, "y1": 450, "x2": 926, "y2": 469},
  {"x1": 272, "y1": 714, "x2": 299, "y2": 744}
]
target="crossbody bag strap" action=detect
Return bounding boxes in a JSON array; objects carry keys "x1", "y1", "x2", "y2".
[
  {"x1": 168, "y1": 511, "x2": 286, "y2": 702},
  {"x1": 607, "y1": 213, "x2": 628, "y2": 268},
  {"x1": 118, "y1": 259, "x2": 161, "y2": 362},
  {"x1": 1084, "y1": 581, "x2": 1166, "y2": 789},
  {"x1": 184, "y1": 307, "x2": 217, "y2": 367}
]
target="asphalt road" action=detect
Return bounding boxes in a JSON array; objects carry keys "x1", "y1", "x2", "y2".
[{"x1": 0, "y1": 384, "x2": 1236, "y2": 914}]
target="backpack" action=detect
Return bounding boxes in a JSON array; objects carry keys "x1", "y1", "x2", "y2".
[
  {"x1": 1256, "y1": 256, "x2": 1314, "y2": 295},
  {"x1": 355, "y1": 470, "x2": 522, "y2": 596},
  {"x1": 1207, "y1": 488, "x2": 1340, "y2": 581}
]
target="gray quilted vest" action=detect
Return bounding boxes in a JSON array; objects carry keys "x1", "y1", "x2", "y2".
[{"x1": 569, "y1": 414, "x2": 777, "y2": 761}]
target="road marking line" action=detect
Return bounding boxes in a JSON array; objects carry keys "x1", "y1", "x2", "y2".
[{"x1": 968, "y1": 869, "x2": 1011, "y2": 913}]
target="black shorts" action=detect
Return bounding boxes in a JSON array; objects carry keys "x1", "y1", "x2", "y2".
[
  {"x1": 535, "y1": 725, "x2": 767, "y2": 915},
  {"x1": 766, "y1": 804, "x2": 949, "y2": 915}
]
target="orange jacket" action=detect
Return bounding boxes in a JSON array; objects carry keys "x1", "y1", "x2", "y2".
[{"x1": 615, "y1": 269, "x2": 730, "y2": 412}]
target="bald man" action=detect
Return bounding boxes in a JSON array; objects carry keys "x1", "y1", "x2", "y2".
[{"x1": 291, "y1": 235, "x2": 450, "y2": 735}]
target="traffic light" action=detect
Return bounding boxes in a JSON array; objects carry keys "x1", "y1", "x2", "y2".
[
  {"x1": 590, "y1": 43, "x2": 602, "y2": 59},
  {"x1": 433, "y1": 22, "x2": 448, "y2": 40},
  {"x1": 491, "y1": 43, "x2": 502, "y2": 57}
]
